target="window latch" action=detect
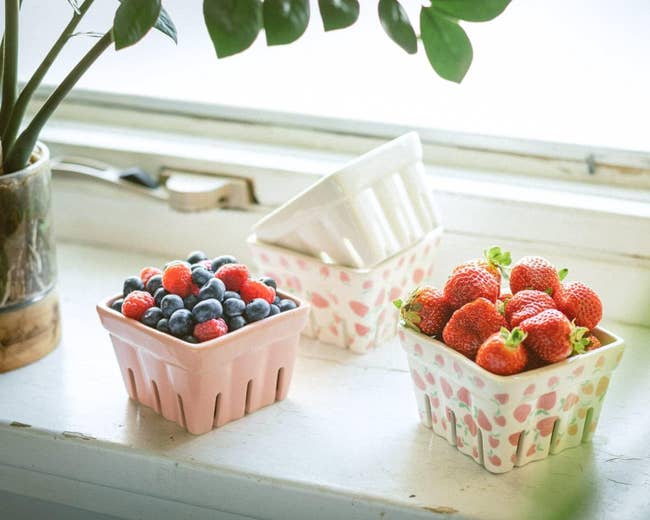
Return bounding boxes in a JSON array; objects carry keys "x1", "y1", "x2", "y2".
[{"x1": 51, "y1": 157, "x2": 253, "y2": 211}]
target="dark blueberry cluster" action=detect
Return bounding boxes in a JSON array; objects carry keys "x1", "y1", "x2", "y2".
[{"x1": 111, "y1": 251, "x2": 298, "y2": 343}]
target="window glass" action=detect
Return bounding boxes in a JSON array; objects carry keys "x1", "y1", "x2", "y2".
[{"x1": 18, "y1": 0, "x2": 650, "y2": 152}]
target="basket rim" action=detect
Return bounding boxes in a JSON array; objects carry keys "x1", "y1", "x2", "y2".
[
  {"x1": 97, "y1": 289, "x2": 309, "y2": 352},
  {"x1": 399, "y1": 322, "x2": 624, "y2": 384},
  {"x1": 247, "y1": 225, "x2": 443, "y2": 275}
]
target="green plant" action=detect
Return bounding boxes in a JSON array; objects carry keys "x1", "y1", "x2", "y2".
[{"x1": 0, "y1": 0, "x2": 509, "y2": 175}]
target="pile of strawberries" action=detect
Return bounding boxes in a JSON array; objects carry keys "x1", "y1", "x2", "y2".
[{"x1": 395, "y1": 247, "x2": 603, "y2": 376}]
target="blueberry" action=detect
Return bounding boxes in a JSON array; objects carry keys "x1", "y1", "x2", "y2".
[
  {"x1": 187, "y1": 251, "x2": 208, "y2": 264},
  {"x1": 223, "y1": 297, "x2": 246, "y2": 317},
  {"x1": 244, "y1": 298, "x2": 271, "y2": 322},
  {"x1": 228, "y1": 315, "x2": 247, "y2": 331},
  {"x1": 184, "y1": 294, "x2": 199, "y2": 310},
  {"x1": 273, "y1": 296, "x2": 281, "y2": 305},
  {"x1": 199, "y1": 278, "x2": 226, "y2": 301},
  {"x1": 123, "y1": 276, "x2": 144, "y2": 297},
  {"x1": 260, "y1": 277, "x2": 277, "y2": 290},
  {"x1": 269, "y1": 304, "x2": 280, "y2": 316},
  {"x1": 184, "y1": 336, "x2": 199, "y2": 344},
  {"x1": 191, "y1": 263, "x2": 206, "y2": 271},
  {"x1": 156, "y1": 318, "x2": 170, "y2": 333},
  {"x1": 145, "y1": 274, "x2": 163, "y2": 295},
  {"x1": 224, "y1": 290, "x2": 240, "y2": 300},
  {"x1": 211, "y1": 255, "x2": 238, "y2": 272},
  {"x1": 168, "y1": 309, "x2": 194, "y2": 338},
  {"x1": 191, "y1": 267, "x2": 212, "y2": 287},
  {"x1": 141, "y1": 307, "x2": 163, "y2": 328},
  {"x1": 192, "y1": 298, "x2": 223, "y2": 323},
  {"x1": 161, "y1": 294, "x2": 184, "y2": 318},
  {"x1": 278, "y1": 299, "x2": 297, "y2": 312},
  {"x1": 111, "y1": 298, "x2": 124, "y2": 313},
  {"x1": 154, "y1": 287, "x2": 169, "y2": 307}
]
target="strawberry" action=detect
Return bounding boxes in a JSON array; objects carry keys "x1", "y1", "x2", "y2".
[
  {"x1": 394, "y1": 286, "x2": 451, "y2": 337},
  {"x1": 476, "y1": 327, "x2": 528, "y2": 376},
  {"x1": 520, "y1": 309, "x2": 588, "y2": 363},
  {"x1": 442, "y1": 298, "x2": 506, "y2": 359},
  {"x1": 585, "y1": 333, "x2": 602, "y2": 351},
  {"x1": 505, "y1": 289, "x2": 557, "y2": 328},
  {"x1": 453, "y1": 246, "x2": 511, "y2": 284},
  {"x1": 496, "y1": 291, "x2": 512, "y2": 316},
  {"x1": 555, "y1": 281, "x2": 602, "y2": 330},
  {"x1": 443, "y1": 266, "x2": 500, "y2": 310},
  {"x1": 510, "y1": 256, "x2": 563, "y2": 297},
  {"x1": 240, "y1": 279, "x2": 275, "y2": 304},
  {"x1": 215, "y1": 263, "x2": 249, "y2": 291}
]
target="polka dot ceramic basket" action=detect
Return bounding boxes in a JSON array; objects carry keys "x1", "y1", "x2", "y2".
[
  {"x1": 248, "y1": 226, "x2": 443, "y2": 354},
  {"x1": 399, "y1": 324, "x2": 625, "y2": 473}
]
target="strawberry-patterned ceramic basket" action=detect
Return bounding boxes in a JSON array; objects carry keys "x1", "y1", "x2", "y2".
[
  {"x1": 248, "y1": 226, "x2": 443, "y2": 354},
  {"x1": 399, "y1": 324, "x2": 625, "y2": 473}
]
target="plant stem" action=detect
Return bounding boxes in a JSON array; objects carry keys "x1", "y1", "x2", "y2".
[
  {"x1": 4, "y1": 31, "x2": 113, "y2": 174},
  {"x1": 0, "y1": 0, "x2": 20, "y2": 144},
  {"x1": 2, "y1": 0, "x2": 95, "y2": 160}
]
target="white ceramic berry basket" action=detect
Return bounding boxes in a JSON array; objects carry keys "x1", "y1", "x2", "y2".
[
  {"x1": 248, "y1": 226, "x2": 443, "y2": 354},
  {"x1": 96, "y1": 291, "x2": 309, "y2": 435},
  {"x1": 251, "y1": 132, "x2": 440, "y2": 269},
  {"x1": 399, "y1": 324, "x2": 625, "y2": 473}
]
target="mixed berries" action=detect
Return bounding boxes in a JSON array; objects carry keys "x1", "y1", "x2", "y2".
[
  {"x1": 111, "y1": 251, "x2": 298, "y2": 343},
  {"x1": 395, "y1": 247, "x2": 604, "y2": 376}
]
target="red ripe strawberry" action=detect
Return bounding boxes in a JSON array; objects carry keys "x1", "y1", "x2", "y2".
[
  {"x1": 240, "y1": 279, "x2": 276, "y2": 304},
  {"x1": 555, "y1": 281, "x2": 602, "y2": 330},
  {"x1": 585, "y1": 333, "x2": 602, "y2": 351},
  {"x1": 140, "y1": 266, "x2": 162, "y2": 286},
  {"x1": 394, "y1": 286, "x2": 451, "y2": 337},
  {"x1": 215, "y1": 263, "x2": 249, "y2": 291},
  {"x1": 122, "y1": 290, "x2": 154, "y2": 320},
  {"x1": 476, "y1": 327, "x2": 528, "y2": 376},
  {"x1": 443, "y1": 266, "x2": 499, "y2": 310},
  {"x1": 520, "y1": 309, "x2": 587, "y2": 363},
  {"x1": 525, "y1": 348, "x2": 547, "y2": 371},
  {"x1": 505, "y1": 290, "x2": 557, "y2": 328},
  {"x1": 194, "y1": 318, "x2": 228, "y2": 342},
  {"x1": 442, "y1": 298, "x2": 506, "y2": 359},
  {"x1": 162, "y1": 261, "x2": 193, "y2": 297},
  {"x1": 510, "y1": 256, "x2": 562, "y2": 297},
  {"x1": 453, "y1": 246, "x2": 511, "y2": 284}
]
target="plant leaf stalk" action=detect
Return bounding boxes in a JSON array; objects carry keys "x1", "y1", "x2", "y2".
[
  {"x1": 4, "y1": 30, "x2": 113, "y2": 173},
  {"x1": 0, "y1": 0, "x2": 20, "y2": 144},
  {"x1": 1, "y1": 0, "x2": 95, "y2": 164}
]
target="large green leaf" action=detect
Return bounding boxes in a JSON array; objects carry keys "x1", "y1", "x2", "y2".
[
  {"x1": 378, "y1": 0, "x2": 416, "y2": 55},
  {"x1": 204, "y1": 0, "x2": 262, "y2": 58},
  {"x1": 113, "y1": 0, "x2": 161, "y2": 50},
  {"x1": 154, "y1": 7, "x2": 178, "y2": 44},
  {"x1": 431, "y1": 0, "x2": 510, "y2": 22},
  {"x1": 318, "y1": 0, "x2": 359, "y2": 31},
  {"x1": 263, "y1": 0, "x2": 310, "y2": 46},
  {"x1": 420, "y1": 6, "x2": 472, "y2": 83}
]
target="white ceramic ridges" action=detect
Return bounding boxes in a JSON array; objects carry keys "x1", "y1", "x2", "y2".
[{"x1": 252, "y1": 132, "x2": 440, "y2": 268}]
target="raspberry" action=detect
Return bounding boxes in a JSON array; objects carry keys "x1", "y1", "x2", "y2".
[
  {"x1": 162, "y1": 261, "x2": 193, "y2": 297},
  {"x1": 140, "y1": 266, "x2": 162, "y2": 287},
  {"x1": 122, "y1": 290, "x2": 155, "y2": 320},
  {"x1": 215, "y1": 263, "x2": 249, "y2": 291},
  {"x1": 240, "y1": 279, "x2": 275, "y2": 304},
  {"x1": 194, "y1": 318, "x2": 228, "y2": 342}
]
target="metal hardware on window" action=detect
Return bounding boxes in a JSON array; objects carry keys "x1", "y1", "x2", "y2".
[{"x1": 51, "y1": 157, "x2": 253, "y2": 211}]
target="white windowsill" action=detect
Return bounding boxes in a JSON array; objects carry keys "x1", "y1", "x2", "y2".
[{"x1": 1, "y1": 239, "x2": 649, "y2": 520}]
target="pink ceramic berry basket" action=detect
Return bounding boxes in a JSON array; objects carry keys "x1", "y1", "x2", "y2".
[
  {"x1": 399, "y1": 324, "x2": 625, "y2": 473},
  {"x1": 96, "y1": 291, "x2": 310, "y2": 435},
  {"x1": 247, "y1": 226, "x2": 443, "y2": 354}
]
